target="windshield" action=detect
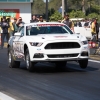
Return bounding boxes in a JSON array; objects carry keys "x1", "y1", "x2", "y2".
[{"x1": 26, "y1": 24, "x2": 73, "y2": 36}]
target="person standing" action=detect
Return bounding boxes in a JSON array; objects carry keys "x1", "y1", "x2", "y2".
[
  {"x1": 0, "y1": 17, "x2": 9, "y2": 49},
  {"x1": 75, "y1": 20, "x2": 82, "y2": 27},
  {"x1": 91, "y1": 18, "x2": 96, "y2": 41},
  {"x1": 16, "y1": 17, "x2": 25, "y2": 28},
  {"x1": 12, "y1": 17, "x2": 18, "y2": 35},
  {"x1": 7, "y1": 17, "x2": 14, "y2": 37},
  {"x1": 30, "y1": 15, "x2": 38, "y2": 23},
  {"x1": 84, "y1": 18, "x2": 90, "y2": 28},
  {"x1": 61, "y1": 14, "x2": 74, "y2": 33},
  {"x1": 38, "y1": 16, "x2": 46, "y2": 22},
  {"x1": 95, "y1": 18, "x2": 99, "y2": 41}
]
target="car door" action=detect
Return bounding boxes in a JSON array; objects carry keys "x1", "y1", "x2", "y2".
[{"x1": 13, "y1": 26, "x2": 25, "y2": 60}]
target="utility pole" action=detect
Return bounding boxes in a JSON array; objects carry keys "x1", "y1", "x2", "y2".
[
  {"x1": 62, "y1": 0, "x2": 65, "y2": 17},
  {"x1": 46, "y1": 0, "x2": 48, "y2": 22},
  {"x1": 65, "y1": 0, "x2": 68, "y2": 13}
]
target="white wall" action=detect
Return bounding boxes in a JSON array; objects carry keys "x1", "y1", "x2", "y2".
[{"x1": 0, "y1": 3, "x2": 31, "y2": 23}]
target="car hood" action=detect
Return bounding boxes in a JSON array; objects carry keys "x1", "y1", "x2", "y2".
[{"x1": 24, "y1": 34, "x2": 86, "y2": 42}]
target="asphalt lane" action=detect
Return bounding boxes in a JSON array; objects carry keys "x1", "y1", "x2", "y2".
[{"x1": 0, "y1": 48, "x2": 100, "y2": 100}]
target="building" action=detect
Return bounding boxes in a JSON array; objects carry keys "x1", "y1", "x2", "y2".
[{"x1": 0, "y1": 0, "x2": 33, "y2": 23}]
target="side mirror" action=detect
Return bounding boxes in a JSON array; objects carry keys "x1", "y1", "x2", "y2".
[{"x1": 14, "y1": 32, "x2": 21, "y2": 36}]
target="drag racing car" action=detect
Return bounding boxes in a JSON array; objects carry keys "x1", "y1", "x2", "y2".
[{"x1": 7, "y1": 22, "x2": 90, "y2": 72}]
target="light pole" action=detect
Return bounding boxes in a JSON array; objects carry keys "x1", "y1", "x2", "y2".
[
  {"x1": 46, "y1": 0, "x2": 48, "y2": 22},
  {"x1": 62, "y1": 0, "x2": 65, "y2": 17}
]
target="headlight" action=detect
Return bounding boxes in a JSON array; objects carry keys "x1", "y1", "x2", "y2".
[
  {"x1": 29, "y1": 42, "x2": 43, "y2": 46},
  {"x1": 81, "y1": 40, "x2": 88, "y2": 45}
]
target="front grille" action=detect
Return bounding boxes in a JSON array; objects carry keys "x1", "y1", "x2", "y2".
[
  {"x1": 45, "y1": 42, "x2": 80, "y2": 49},
  {"x1": 47, "y1": 54, "x2": 79, "y2": 58}
]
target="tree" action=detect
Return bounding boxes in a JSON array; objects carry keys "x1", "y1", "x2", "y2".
[
  {"x1": 69, "y1": 10, "x2": 85, "y2": 18},
  {"x1": 49, "y1": 11, "x2": 62, "y2": 21},
  {"x1": 31, "y1": 0, "x2": 100, "y2": 22},
  {"x1": 32, "y1": 0, "x2": 46, "y2": 15},
  {"x1": 48, "y1": 0, "x2": 62, "y2": 11}
]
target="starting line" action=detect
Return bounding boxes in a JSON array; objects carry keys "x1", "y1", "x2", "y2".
[{"x1": 0, "y1": 92, "x2": 16, "y2": 100}]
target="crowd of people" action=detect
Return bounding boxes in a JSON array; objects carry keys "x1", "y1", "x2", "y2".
[
  {"x1": 60, "y1": 14, "x2": 99, "y2": 42},
  {"x1": 0, "y1": 15, "x2": 46, "y2": 49},
  {"x1": 0, "y1": 14, "x2": 100, "y2": 49},
  {"x1": 0, "y1": 16, "x2": 25, "y2": 49}
]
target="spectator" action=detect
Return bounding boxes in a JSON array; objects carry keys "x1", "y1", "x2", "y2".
[
  {"x1": 61, "y1": 14, "x2": 74, "y2": 32},
  {"x1": 91, "y1": 18, "x2": 96, "y2": 41},
  {"x1": 30, "y1": 15, "x2": 38, "y2": 23},
  {"x1": 84, "y1": 19, "x2": 90, "y2": 28},
  {"x1": 38, "y1": 16, "x2": 46, "y2": 22},
  {"x1": 95, "y1": 18, "x2": 99, "y2": 41},
  {"x1": 36, "y1": 15, "x2": 39, "y2": 22},
  {"x1": 7, "y1": 17, "x2": 14, "y2": 37},
  {"x1": 0, "y1": 17, "x2": 9, "y2": 49},
  {"x1": 81, "y1": 19, "x2": 85, "y2": 27},
  {"x1": 75, "y1": 20, "x2": 82, "y2": 27},
  {"x1": 12, "y1": 17, "x2": 18, "y2": 35},
  {"x1": 0, "y1": 18, "x2": 2, "y2": 33},
  {"x1": 16, "y1": 17, "x2": 25, "y2": 28}
]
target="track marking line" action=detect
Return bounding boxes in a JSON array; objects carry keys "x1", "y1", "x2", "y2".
[
  {"x1": 89, "y1": 59, "x2": 100, "y2": 63},
  {"x1": 0, "y1": 92, "x2": 16, "y2": 100}
]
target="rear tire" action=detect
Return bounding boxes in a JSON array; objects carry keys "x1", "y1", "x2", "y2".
[
  {"x1": 8, "y1": 47, "x2": 20, "y2": 68},
  {"x1": 25, "y1": 49, "x2": 35, "y2": 72},
  {"x1": 78, "y1": 59, "x2": 88, "y2": 69}
]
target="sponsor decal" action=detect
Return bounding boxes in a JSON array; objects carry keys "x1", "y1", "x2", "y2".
[{"x1": 37, "y1": 24, "x2": 64, "y2": 26}]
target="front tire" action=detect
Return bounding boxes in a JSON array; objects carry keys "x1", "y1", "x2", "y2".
[
  {"x1": 8, "y1": 47, "x2": 20, "y2": 68},
  {"x1": 78, "y1": 59, "x2": 88, "y2": 69},
  {"x1": 25, "y1": 49, "x2": 35, "y2": 72}
]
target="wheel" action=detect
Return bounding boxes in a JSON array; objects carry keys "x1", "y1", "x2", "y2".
[
  {"x1": 55, "y1": 61, "x2": 67, "y2": 69},
  {"x1": 78, "y1": 59, "x2": 88, "y2": 69},
  {"x1": 8, "y1": 47, "x2": 20, "y2": 68},
  {"x1": 25, "y1": 49, "x2": 35, "y2": 72}
]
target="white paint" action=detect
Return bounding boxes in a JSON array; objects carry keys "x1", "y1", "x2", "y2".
[
  {"x1": 0, "y1": 92, "x2": 16, "y2": 100},
  {"x1": 74, "y1": 27, "x2": 100, "y2": 40},
  {"x1": 89, "y1": 59, "x2": 100, "y2": 63},
  {"x1": 0, "y1": 3, "x2": 31, "y2": 23},
  {"x1": 74, "y1": 27, "x2": 92, "y2": 39}
]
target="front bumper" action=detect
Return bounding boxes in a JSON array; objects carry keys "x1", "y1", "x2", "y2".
[{"x1": 29, "y1": 47, "x2": 89, "y2": 62}]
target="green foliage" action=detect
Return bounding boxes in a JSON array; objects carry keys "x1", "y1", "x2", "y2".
[
  {"x1": 48, "y1": 0, "x2": 61, "y2": 11},
  {"x1": 48, "y1": 8, "x2": 55, "y2": 17},
  {"x1": 90, "y1": 4, "x2": 100, "y2": 14},
  {"x1": 86, "y1": 13, "x2": 100, "y2": 22},
  {"x1": 87, "y1": 13, "x2": 99, "y2": 18},
  {"x1": 49, "y1": 11, "x2": 62, "y2": 21},
  {"x1": 32, "y1": 0, "x2": 45, "y2": 15},
  {"x1": 69, "y1": 10, "x2": 85, "y2": 18},
  {"x1": 31, "y1": 0, "x2": 100, "y2": 22}
]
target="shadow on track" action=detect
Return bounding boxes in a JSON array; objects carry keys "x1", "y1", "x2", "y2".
[{"x1": 19, "y1": 62, "x2": 99, "y2": 74}]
